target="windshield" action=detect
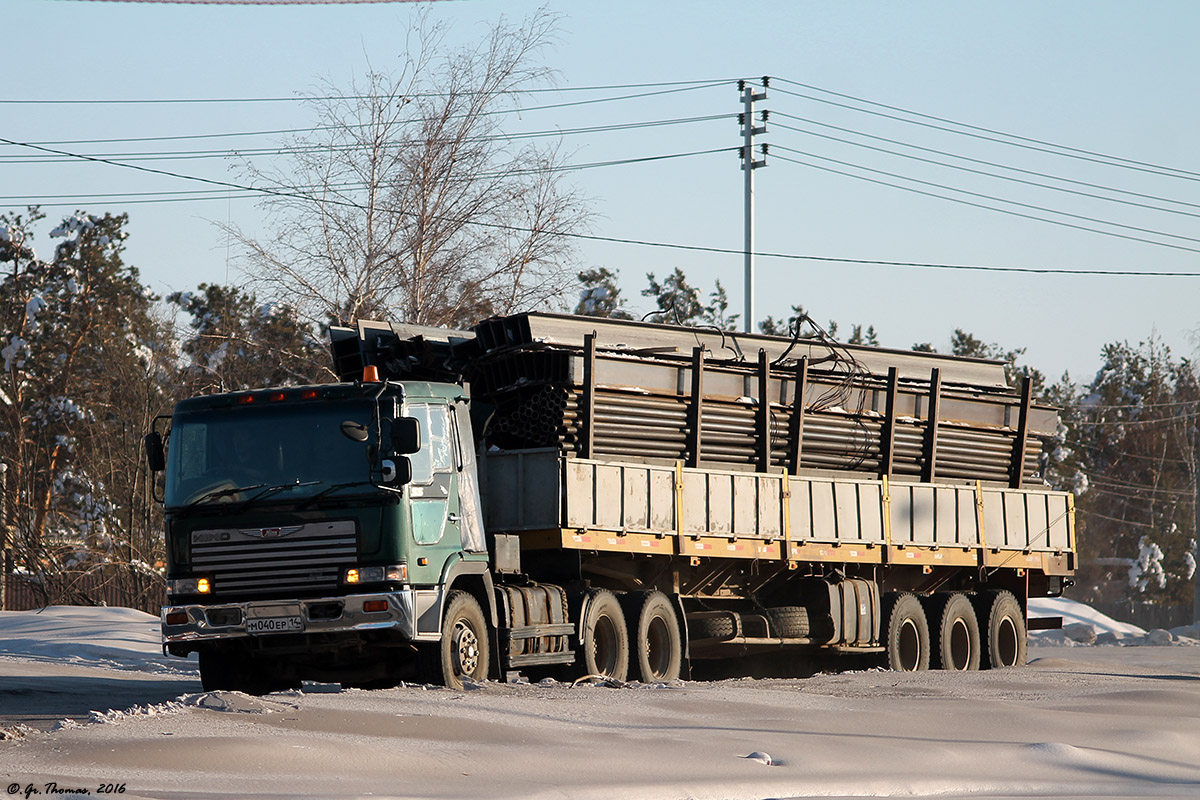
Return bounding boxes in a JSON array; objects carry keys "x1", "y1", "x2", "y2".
[{"x1": 164, "y1": 400, "x2": 377, "y2": 508}]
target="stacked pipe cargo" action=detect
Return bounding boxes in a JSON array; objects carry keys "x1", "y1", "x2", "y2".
[
  {"x1": 332, "y1": 312, "x2": 1054, "y2": 487},
  {"x1": 465, "y1": 314, "x2": 1050, "y2": 486}
]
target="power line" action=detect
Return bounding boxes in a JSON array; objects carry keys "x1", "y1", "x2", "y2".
[
  {"x1": 771, "y1": 143, "x2": 1200, "y2": 246},
  {"x1": 1075, "y1": 508, "x2": 1159, "y2": 530},
  {"x1": 1091, "y1": 481, "x2": 1194, "y2": 501},
  {"x1": 63, "y1": 0, "x2": 449, "y2": 5},
  {"x1": 5, "y1": 136, "x2": 1200, "y2": 278},
  {"x1": 1093, "y1": 475, "x2": 1196, "y2": 495},
  {"x1": 772, "y1": 116, "x2": 1200, "y2": 219},
  {"x1": 1062, "y1": 438, "x2": 1196, "y2": 467},
  {"x1": 0, "y1": 147, "x2": 733, "y2": 206},
  {"x1": 0, "y1": 78, "x2": 733, "y2": 105},
  {"x1": 1, "y1": 114, "x2": 734, "y2": 163},
  {"x1": 1074, "y1": 398, "x2": 1200, "y2": 411},
  {"x1": 772, "y1": 78, "x2": 1200, "y2": 182},
  {"x1": 771, "y1": 150, "x2": 1200, "y2": 256}
]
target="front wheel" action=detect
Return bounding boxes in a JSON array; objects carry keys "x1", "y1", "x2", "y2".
[
  {"x1": 199, "y1": 650, "x2": 296, "y2": 695},
  {"x1": 430, "y1": 591, "x2": 491, "y2": 689}
]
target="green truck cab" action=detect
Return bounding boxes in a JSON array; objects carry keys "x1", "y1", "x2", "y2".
[{"x1": 155, "y1": 378, "x2": 496, "y2": 691}]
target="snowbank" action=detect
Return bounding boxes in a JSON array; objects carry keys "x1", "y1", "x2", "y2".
[
  {"x1": 1029, "y1": 596, "x2": 1198, "y2": 647},
  {"x1": 0, "y1": 605, "x2": 196, "y2": 674}
]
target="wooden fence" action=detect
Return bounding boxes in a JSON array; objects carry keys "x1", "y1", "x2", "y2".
[
  {"x1": 3, "y1": 568, "x2": 165, "y2": 615},
  {"x1": 1088, "y1": 599, "x2": 1195, "y2": 631}
]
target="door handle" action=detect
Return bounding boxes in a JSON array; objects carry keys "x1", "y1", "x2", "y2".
[{"x1": 448, "y1": 513, "x2": 460, "y2": 524}]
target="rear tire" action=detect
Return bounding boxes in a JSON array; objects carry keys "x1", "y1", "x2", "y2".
[
  {"x1": 931, "y1": 593, "x2": 981, "y2": 671},
  {"x1": 628, "y1": 592, "x2": 682, "y2": 683},
  {"x1": 977, "y1": 590, "x2": 1027, "y2": 669},
  {"x1": 579, "y1": 589, "x2": 629, "y2": 681},
  {"x1": 883, "y1": 593, "x2": 930, "y2": 672}
]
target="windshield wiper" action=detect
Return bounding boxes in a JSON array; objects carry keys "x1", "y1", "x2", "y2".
[
  {"x1": 178, "y1": 483, "x2": 267, "y2": 512},
  {"x1": 297, "y1": 480, "x2": 377, "y2": 509},
  {"x1": 237, "y1": 480, "x2": 321, "y2": 510}
]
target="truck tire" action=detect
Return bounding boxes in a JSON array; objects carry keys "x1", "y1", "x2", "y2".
[
  {"x1": 930, "y1": 593, "x2": 980, "y2": 671},
  {"x1": 628, "y1": 592, "x2": 682, "y2": 683},
  {"x1": 688, "y1": 613, "x2": 736, "y2": 640},
  {"x1": 579, "y1": 588, "x2": 629, "y2": 681},
  {"x1": 765, "y1": 606, "x2": 810, "y2": 638},
  {"x1": 199, "y1": 649, "x2": 238, "y2": 692},
  {"x1": 883, "y1": 593, "x2": 930, "y2": 672},
  {"x1": 199, "y1": 650, "x2": 293, "y2": 695},
  {"x1": 433, "y1": 590, "x2": 491, "y2": 689},
  {"x1": 977, "y1": 590, "x2": 1027, "y2": 669}
]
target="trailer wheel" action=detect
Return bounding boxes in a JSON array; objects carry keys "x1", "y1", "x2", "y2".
[
  {"x1": 628, "y1": 592, "x2": 682, "y2": 683},
  {"x1": 931, "y1": 593, "x2": 981, "y2": 671},
  {"x1": 883, "y1": 593, "x2": 930, "y2": 672},
  {"x1": 978, "y1": 590, "x2": 1027, "y2": 669},
  {"x1": 432, "y1": 590, "x2": 490, "y2": 689},
  {"x1": 579, "y1": 589, "x2": 629, "y2": 681}
]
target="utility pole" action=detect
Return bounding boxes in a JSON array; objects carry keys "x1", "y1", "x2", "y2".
[{"x1": 740, "y1": 78, "x2": 768, "y2": 334}]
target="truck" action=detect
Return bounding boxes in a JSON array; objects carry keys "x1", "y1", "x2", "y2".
[{"x1": 147, "y1": 312, "x2": 1075, "y2": 693}]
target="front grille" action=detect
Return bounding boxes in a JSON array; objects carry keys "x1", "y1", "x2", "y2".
[{"x1": 191, "y1": 520, "x2": 358, "y2": 599}]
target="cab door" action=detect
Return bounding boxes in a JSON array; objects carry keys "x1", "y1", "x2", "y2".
[{"x1": 404, "y1": 402, "x2": 462, "y2": 585}]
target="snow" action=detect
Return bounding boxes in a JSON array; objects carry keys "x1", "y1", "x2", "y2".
[
  {"x1": 1, "y1": 605, "x2": 1199, "y2": 799},
  {"x1": 1130, "y1": 535, "x2": 1168, "y2": 591},
  {"x1": 1, "y1": 335, "x2": 27, "y2": 372},
  {"x1": 1028, "y1": 596, "x2": 1147, "y2": 636},
  {"x1": 0, "y1": 606, "x2": 195, "y2": 676}
]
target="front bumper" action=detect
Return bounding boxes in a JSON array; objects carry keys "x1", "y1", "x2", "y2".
[{"x1": 161, "y1": 590, "x2": 417, "y2": 652}]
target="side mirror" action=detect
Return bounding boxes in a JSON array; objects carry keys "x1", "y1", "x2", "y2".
[
  {"x1": 340, "y1": 420, "x2": 370, "y2": 443},
  {"x1": 144, "y1": 432, "x2": 166, "y2": 473},
  {"x1": 390, "y1": 417, "x2": 420, "y2": 455},
  {"x1": 380, "y1": 457, "x2": 413, "y2": 486}
]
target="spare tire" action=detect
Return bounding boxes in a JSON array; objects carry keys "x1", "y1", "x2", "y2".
[
  {"x1": 765, "y1": 606, "x2": 810, "y2": 638},
  {"x1": 688, "y1": 613, "x2": 736, "y2": 640}
]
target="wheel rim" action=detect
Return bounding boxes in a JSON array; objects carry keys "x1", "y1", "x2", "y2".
[
  {"x1": 452, "y1": 618, "x2": 480, "y2": 677},
  {"x1": 644, "y1": 615, "x2": 672, "y2": 680},
  {"x1": 948, "y1": 617, "x2": 972, "y2": 670},
  {"x1": 591, "y1": 614, "x2": 620, "y2": 676},
  {"x1": 897, "y1": 618, "x2": 921, "y2": 671},
  {"x1": 995, "y1": 615, "x2": 1018, "y2": 667}
]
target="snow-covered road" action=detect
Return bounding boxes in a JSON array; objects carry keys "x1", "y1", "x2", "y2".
[{"x1": 1, "y1": 605, "x2": 1198, "y2": 800}]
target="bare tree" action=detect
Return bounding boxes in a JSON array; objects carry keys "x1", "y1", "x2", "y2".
[{"x1": 230, "y1": 11, "x2": 591, "y2": 329}]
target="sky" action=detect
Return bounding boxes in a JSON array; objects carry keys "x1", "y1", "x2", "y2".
[{"x1": 4, "y1": 0, "x2": 1199, "y2": 383}]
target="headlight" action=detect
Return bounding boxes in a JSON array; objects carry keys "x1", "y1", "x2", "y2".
[
  {"x1": 166, "y1": 577, "x2": 212, "y2": 596},
  {"x1": 343, "y1": 564, "x2": 407, "y2": 584}
]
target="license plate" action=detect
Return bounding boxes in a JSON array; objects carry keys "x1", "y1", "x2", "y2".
[{"x1": 246, "y1": 615, "x2": 303, "y2": 634}]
